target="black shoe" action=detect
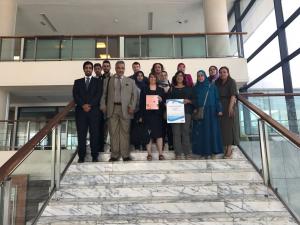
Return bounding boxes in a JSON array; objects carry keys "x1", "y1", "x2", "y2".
[
  {"x1": 109, "y1": 157, "x2": 118, "y2": 162},
  {"x1": 123, "y1": 157, "x2": 132, "y2": 161},
  {"x1": 92, "y1": 158, "x2": 99, "y2": 162},
  {"x1": 77, "y1": 158, "x2": 84, "y2": 163}
]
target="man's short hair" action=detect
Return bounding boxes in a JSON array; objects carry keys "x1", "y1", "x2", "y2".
[
  {"x1": 132, "y1": 61, "x2": 140, "y2": 66},
  {"x1": 115, "y1": 60, "x2": 125, "y2": 66},
  {"x1": 83, "y1": 61, "x2": 93, "y2": 69},
  {"x1": 94, "y1": 63, "x2": 101, "y2": 68},
  {"x1": 102, "y1": 60, "x2": 111, "y2": 65}
]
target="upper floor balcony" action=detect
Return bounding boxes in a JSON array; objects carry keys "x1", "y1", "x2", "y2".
[{"x1": 0, "y1": 32, "x2": 245, "y2": 61}]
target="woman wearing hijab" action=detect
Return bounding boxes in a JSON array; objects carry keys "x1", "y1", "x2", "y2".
[
  {"x1": 208, "y1": 65, "x2": 219, "y2": 83},
  {"x1": 192, "y1": 70, "x2": 223, "y2": 159}
]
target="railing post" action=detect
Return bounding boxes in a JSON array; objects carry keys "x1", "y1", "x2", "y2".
[
  {"x1": 50, "y1": 127, "x2": 56, "y2": 190},
  {"x1": 0, "y1": 179, "x2": 12, "y2": 225},
  {"x1": 204, "y1": 35, "x2": 208, "y2": 58},
  {"x1": 258, "y1": 119, "x2": 270, "y2": 185},
  {"x1": 55, "y1": 125, "x2": 61, "y2": 190},
  {"x1": 25, "y1": 121, "x2": 30, "y2": 143}
]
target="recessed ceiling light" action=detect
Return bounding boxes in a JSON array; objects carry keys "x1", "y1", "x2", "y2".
[{"x1": 113, "y1": 18, "x2": 119, "y2": 23}]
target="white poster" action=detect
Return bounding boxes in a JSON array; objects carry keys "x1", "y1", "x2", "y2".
[{"x1": 166, "y1": 99, "x2": 185, "y2": 123}]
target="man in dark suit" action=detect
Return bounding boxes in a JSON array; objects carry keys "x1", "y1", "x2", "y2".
[{"x1": 73, "y1": 61, "x2": 103, "y2": 163}]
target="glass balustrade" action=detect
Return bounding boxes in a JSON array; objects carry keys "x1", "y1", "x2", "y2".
[{"x1": 0, "y1": 33, "x2": 245, "y2": 61}]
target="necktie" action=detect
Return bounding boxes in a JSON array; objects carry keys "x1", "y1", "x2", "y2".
[{"x1": 86, "y1": 77, "x2": 90, "y2": 89}]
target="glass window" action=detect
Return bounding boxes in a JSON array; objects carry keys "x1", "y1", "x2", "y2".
[
  {"x1": 108, "y1": 37, "x2": 119, "y2": 58},
  {"x1": 290, "y1": 55, "x2": 300, "y2": 89},
  {"x1": 95, "y1": 37, "x2": 107, "y2": 59},
  {"x1": 285, "y1": 15, "x2": 300, "y2": 55},
  {"x1": 36, "y1": 39, "x2": 60, "y2": 60},
  {"x1": 247, "y1": 37, "x2": 281, "y2": 87},
  {"x1": 244, "y1": 10, "x2": 277, "y2": 58},
  {"x1": 282, "y1": 0, "x2": 300, "y2": 21},
  {"x1": 60, "y1": 39, "x2": 72, "y2": 60},
  {"x1": 72, "y1": 38, "x2": 96, "y2": 59},
  {"x1": 148, "y1": 36, "x2": 173, "y2": 58},
  {"x1": 181, "y1": 36, "x2": 206, "y2": 58},
  {"x1": 125, "y1": 36, "x2": 140, "y2": 58},
  {"x1": 24, "y1": 38, "x2": 35, "y2": 60},
  {"x1": 141, "y1": 37, "x2": 149, "y2": 57},
  {"x1": 174, "y1": 37, "x2": 182, "y2": 58}
]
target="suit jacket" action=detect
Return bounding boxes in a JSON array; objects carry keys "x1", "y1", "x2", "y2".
[
  {"x1": 101, "y1": 75, "x2": 137, "y2": 119},
  {"x1": 73, "y1": 76, "x2": 103, "y2": 110}
]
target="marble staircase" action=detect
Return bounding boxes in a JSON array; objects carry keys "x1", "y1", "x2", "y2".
[{"x1": 36, "y1": 149, "x2": 298, "y2": 225}]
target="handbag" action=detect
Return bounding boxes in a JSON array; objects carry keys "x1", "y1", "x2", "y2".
[{"x1": 192, "y1": 85, "x2": 210, "y2": 120}]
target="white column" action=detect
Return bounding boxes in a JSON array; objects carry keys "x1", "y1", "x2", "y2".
[
  {"x1": 0, "y1": 0, "x2": 17, "y2": 60},
  {"x1": 203, "y1": 0, "x2": 230, "y2": 57},
  {"x1": 0, "y1": 88, "x2": 10, "y2": 120}
]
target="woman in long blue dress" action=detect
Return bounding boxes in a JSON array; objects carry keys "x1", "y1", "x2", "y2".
[{"x1": 192, "y1": 70, "x2": 223, "y2": 159}]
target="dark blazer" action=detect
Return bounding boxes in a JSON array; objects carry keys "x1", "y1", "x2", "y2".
[{"x1": 73, "y1": 76, "x2": 102, "y2": 109}]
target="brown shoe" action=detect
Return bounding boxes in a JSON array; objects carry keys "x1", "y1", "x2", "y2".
[
  {"x1": 147, "y1": 154, "x2": 152, "y2": 161},
  {"x1": 159, "y1": 155, "x2": 165, "y2": 160}
]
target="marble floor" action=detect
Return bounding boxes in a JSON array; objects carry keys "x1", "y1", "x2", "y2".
[{"x1": 36, "y1": 148, "x2": 298, "y2": 225}]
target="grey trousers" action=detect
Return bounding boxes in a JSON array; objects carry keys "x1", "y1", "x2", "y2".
[
  {"x1": 108, "y1": 105, "x2": 131, "y2": 159},
  {"x1": 172, "y1": 114, "x2": 192, "y2": 156}
]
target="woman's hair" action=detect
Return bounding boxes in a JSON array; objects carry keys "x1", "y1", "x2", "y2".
[
  {"x1": 172, "y1": 71, "x2": 186, "y2": 86},
  {"x1": 219, "y1": 66, "x2": 230, "y2": 76},
  {"x1": 135, "y1": 70, "x2": 145, "y2": 77},
  {"x1": 148, "y1": 73, "x2": 158, "y2": 84},
  {"x1": 151, "y1": 63, "x2": 164, "y2": 75},
  {"x1": 177, "y1": 62, "x2": 185, "y2": 70}
]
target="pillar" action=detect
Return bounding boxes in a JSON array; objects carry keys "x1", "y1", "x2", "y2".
[
  {"x1": 0, "y1": 0, "x2": 17, "y2": 60},
  {"x1": 203, "y1": 0, "x2": 230, "y2": 57},
  {"x1": 0, "y1": 89, "x2": 10, "y2": 120}
]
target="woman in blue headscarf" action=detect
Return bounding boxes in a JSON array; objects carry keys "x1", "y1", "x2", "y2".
[{"x1": 192, "y1": 70, "x2": 223, "y2": 159}]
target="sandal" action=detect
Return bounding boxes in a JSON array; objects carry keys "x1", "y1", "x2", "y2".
[
  {"x1": 175, "y1": 155, "x2": 182, "y2": 160},
  {"x1": 224, "y1": 149, "x2": 233, "y2": 159},
  {"x1": 185, "y1": 154, "x2": 193, "y2": 160},
  {"x1": 147, "y1": 154, "x2": 152, "y2": 161},
  {"x1": 159, "y1": 155, "x2": 165, "y2": 160}
]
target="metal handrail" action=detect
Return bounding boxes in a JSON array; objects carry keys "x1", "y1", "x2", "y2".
[
  {"x1": 239, "y1": 92, "x2": 300, "y2": 97},
  {"x1": 0, "y1": 32, "x2": 247, "y2": 39},
  {"x1": 237, "y1": 95, "x2": 300, "y2": 148},
  {"x1": 0, "y1": 101, "x2": 75, "y2": 182}
]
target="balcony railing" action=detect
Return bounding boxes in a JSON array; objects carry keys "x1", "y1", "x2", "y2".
[{"x1": 0, "y1": 32, "x2": 246, "y2": 61}]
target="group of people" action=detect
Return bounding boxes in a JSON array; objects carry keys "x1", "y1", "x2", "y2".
[{"x1": 72, "y1": 60, "x2": 239, "y2": 163}]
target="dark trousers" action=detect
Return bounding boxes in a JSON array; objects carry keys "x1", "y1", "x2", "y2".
[
  {"x1": 99, "y1": 112, "x2": 105, "y2": 152},
  {"x1": 75, "y1": 107, "x2": 101, "y2": 159},
  {"x1": 163, "y1": 120, "x2": 173, "y2": 149}
]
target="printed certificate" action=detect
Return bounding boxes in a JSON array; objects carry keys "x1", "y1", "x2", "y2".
[
  {"x1": 146, "y1": 95, "x2": 159, "y2": 110},
  {"x1": 166, "y1": 99, "x2": 185, "y2": 123}
]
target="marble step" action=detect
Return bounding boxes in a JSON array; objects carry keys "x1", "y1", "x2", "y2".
[
  {"x1": 66, "y1": 160, "x2": 255, "y2": 175},
  {"x1": 52, "y1": 182, "x2": 274, "y2": 202},
  {"x1": 60, "y1": 170, "x2": 262, "y2": 186},
  {"x1": 78, "y1": 148, "x2": 246, "y2": 162},
  {"x1": 37, "y1": 211, "x2": 298, "y2": 225},
  {"x1": 49, "y1": 195, "x2": 278, "y2": 207},
  {"x1": 40, "y1": 199, "x2": 288, "y2": 217}
]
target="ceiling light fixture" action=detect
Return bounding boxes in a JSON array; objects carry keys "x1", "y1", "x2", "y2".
[
  {"x1": 99, "y1": 54, "x2": 111, "y2": 59},
  {"x1": 148, "y1": 12, "x2": 153, "y2": 30},
  {"x1": 40, "y1": 13, "x2": 57, "y2": 32},
  {"x1": 96, "y1": 42, "x2": 106, "y2": 48}
]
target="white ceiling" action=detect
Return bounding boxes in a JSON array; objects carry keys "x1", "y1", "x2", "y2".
[{"x1": 15, "y1": 0, "x2": 236, "y2": 35}]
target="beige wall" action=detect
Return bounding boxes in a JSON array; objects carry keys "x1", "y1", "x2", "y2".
[{"x1": 0, "y1": 58, "x2": 248, "y2": 87}]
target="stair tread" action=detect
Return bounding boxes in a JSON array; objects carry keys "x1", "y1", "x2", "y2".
[{"x1": 37, "y1": 212, "x2": 297, "y2": 225}]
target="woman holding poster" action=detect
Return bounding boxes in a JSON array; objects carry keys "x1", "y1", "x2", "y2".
[
  {"x1": 168, "y1": 71, "x2": 195, "y2": 160},
  {"x1": 139, "y1": 74, "x2": 166, "y2": 161}
]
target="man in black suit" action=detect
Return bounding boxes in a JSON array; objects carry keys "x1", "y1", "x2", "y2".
[{"x1": 73, "y1": 61, "x2": 103, "y2": 163}]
